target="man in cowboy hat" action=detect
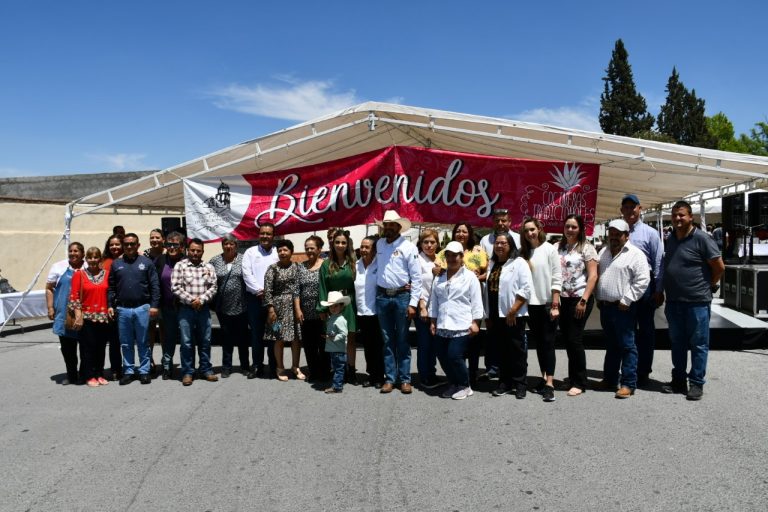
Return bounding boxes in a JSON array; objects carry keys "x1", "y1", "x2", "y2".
[{"x1": 373, "y1": 210, "x2": 423, "y2": 394}]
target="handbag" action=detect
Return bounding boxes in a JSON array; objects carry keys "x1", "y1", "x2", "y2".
[{"x1": 65, "y1": 271, "x2": 83, "y2": 332}]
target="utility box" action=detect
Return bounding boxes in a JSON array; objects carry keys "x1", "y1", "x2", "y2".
[{"x1": 739, "y1": 265, "x2": 768, "y2": 319}]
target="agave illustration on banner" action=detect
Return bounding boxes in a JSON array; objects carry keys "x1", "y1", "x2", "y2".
[{"x1": 550, "y1": 163, "x2": 584, "y2": 190}]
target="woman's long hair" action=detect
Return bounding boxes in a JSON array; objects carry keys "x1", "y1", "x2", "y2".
[
  {"x1": 490, "y1": 232, "x2": 519, "y2": 263},
  {"x1": 519, "y1": 217, "x2": 546, "y2": 261},
  {"x1": 452, "y1": 223, "x2": 477, "y2": 250},
  {"x1": 558, "y1": 214, "x2": 586, "y2": 253},
  {"x1": 329, "y1": 230, "x2": 356, "y2": 277}
]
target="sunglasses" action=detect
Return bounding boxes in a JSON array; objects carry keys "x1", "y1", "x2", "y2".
[
  {"x1": 164, "y1": 242, "x2": 181, "y2": 248},
  {"x1": 122, "y1": 242, "x2": 137, "y2": 247}
]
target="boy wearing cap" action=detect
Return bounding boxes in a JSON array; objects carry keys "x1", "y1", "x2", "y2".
[{"x1": 321, "y1": 291, "x2": 350, "y2": 393}]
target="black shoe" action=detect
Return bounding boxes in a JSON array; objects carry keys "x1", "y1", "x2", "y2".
[
  {"x1": 246, "y1": 370, "x2": 258, "y2": 379},
  {"x1": 346, "y1": 366, "x2": 359, "y2": 385},
  {"x1": 542, "y1": 385, "x2": 556, "y2": 402},
  {"x1": 515, "y1": 384, "x2": 527, "y2": 399},
  {"x1": 478, "y1": 368, "x2": 499, "y2": 381},
  {"x1": 221, "y1": 368, "x2": 231, "y2": 378},
  {"x1": 139, "y1": 374, "x2": 151, "y2": 385},
  {"x1": 491, "y1": 383, "x2": 510, "y2": 397},
  {"x1": 532, "y1": 379, "x2": 547, "y2": 394},
  {"x1": 373, "y1": 382, "x2": 383, "y2": 389},
  {"x1": 661, "y1": 379, "x2": 688, "y2": 395},
  {"x1": 686, "y1": 383, "x2": 703, "y2": 401},
  {"x1": 161, "y1": 368, "x2": 172, "y2": 380},
  {"x1": 119, "y1": 374, "x2": 134, "y2": 386},
  {"x1": 420, "y1": 377, "x2": 442, "y2": 390}
]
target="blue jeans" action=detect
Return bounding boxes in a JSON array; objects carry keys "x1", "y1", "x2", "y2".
[
  {"x1": 665, "y1": 301, "x2": 711, "y2": 386},
  {"x1": 376, "y1": 292, "x2": 412, "y2": 384},
  {"x1": 246, "y1": 294, "x2": 275, "y2": 372},
  {"x1": 117, "y1": 304, "x2": 151, "y2": 375},
  {"x1": 415, "y1": 317, "x2": 437, "y2": 382},
  {"x1": 635, "y1": 285, "x2": 657, "y2": 377},
  {"x1": 160, "y1": 306, "x2": 180, "y2": 371},
  {"x1": 600, "y1": 303, "x2": 638, "y2": 389},
  {"x1": 329, "y1": 352, "x2": 347, "y2": 391},
  {"x1": 436, "y1": 334, "x2": 470, "y2": 387},
  {"x1": 178, "y1": 305, "x2": 213, "y2": 376}
]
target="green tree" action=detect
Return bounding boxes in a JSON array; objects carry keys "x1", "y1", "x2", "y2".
[
  {"x1": 706, "y1": 112, "x2": 749, "y2": 153},
  {"x1": 738, "y1": 121, "x2": 768, "y2": 156},
  {"x1": 599, "y1": 39, "x2": 655, "y2": 136},
  {"x1": 657, "y1": 67, "x2": 716, "y2": 148}
]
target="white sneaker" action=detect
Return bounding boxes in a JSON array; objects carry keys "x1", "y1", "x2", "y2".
[
  {"x1": 451, "y1": 386, "x2": 474, "y2": 400},
  {"x1": 441, "y1": 385, "x2": 457, "y2": 398}
]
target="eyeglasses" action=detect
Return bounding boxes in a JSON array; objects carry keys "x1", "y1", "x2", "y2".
[{"x1": 164, "y1": 242, "x2": 181, "y2": 248}]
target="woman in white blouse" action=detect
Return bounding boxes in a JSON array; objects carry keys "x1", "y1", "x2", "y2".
[
  {"x1": 520, "y1": 217, "x2": 562, "y2": 402},
  {"x1": 429, "y1": 242, "x2": 484, "y2": 400},
  {"x1": 557, "y1": 215, "x2": 598, "y2": 396},
  {"x1": 354, "y1": 235, "x2": 385, "y2": 388},
  {"x1": 485, "y1": 233, "x2": 532, "y2": 399}
]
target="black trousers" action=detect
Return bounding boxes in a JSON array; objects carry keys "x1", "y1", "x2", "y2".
[
  {"x1": 59, "y1": 335, "x2": 83, "y2": 382},
  {"x1": 302, "y1": 318, "x2": 330, "y2": 381},
  {"x1": 81, "y1": 320, "x2": 109, "y2": 380},
  {"x1": 219, "y1": 312, "x2": 251, "y2": 371},
  {"x1": 107, "y1": 322, "x2": 122, "y2": 376},
  {"x1": 559, "y1": 296, "x2": 594, "y2": 390},
  {"x1": 491, "y1": 318, "x2": 528, "y2": 387},
  {"x1": 357, "y1": 315, "x2": 384, "y2": 384},
  {"x1": 528, "y1": 304, "x2": 558, "y2": 376}
]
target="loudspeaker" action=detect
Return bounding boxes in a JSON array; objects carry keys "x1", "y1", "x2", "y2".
[
  {"x1": 747, "y1": 192, "x2": 768, "y2": 227},
  {"x1": 722, "y1": 194, "x2": 745, "y2": 230},
  {"x1": 161, "y1": 217, "x2": 183, "y2": 237}
]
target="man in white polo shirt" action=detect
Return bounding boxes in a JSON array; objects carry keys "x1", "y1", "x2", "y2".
[{"x1": 242, "y1": 222, "x2": 279, "y2": 379}]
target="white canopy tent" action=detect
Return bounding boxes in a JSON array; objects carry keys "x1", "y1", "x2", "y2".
[
  {"x1": 4, "y1": 102, "x2": 768, "y2": 333},
  {"x1": 68, "y1": 102, "x2": 768, "y2": 224}
]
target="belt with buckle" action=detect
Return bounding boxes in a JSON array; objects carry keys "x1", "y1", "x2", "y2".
[{"x1": 377, "y1": 286, "x2": 408, "y2": 297}]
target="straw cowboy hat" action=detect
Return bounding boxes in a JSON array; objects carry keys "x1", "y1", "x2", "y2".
[
  {"x1": 320, "y1": 290, "x2": 351, "y2": 308},
  {"x1": 376, "y1": 209, "x2": 412, "y2": 232}
]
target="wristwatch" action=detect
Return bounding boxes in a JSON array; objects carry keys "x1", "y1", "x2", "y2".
[{"x1": 579, "y1": 298, "x2": 587, "y2": 306}]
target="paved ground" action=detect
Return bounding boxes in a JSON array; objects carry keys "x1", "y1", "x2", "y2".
[{"x1": 1, "y1": 326, "x2": 767, "y2": 512}]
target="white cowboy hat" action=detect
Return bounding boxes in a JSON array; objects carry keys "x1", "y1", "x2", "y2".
[
  {"x1": 376, "y1": 209, "x2": 412, "y2": 232},
  {"x1": 320, "y1": 290, "x2": 351, "y2": 308}
]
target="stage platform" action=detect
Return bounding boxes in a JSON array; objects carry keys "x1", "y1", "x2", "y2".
[{"x1": 581, "y1": 298, "x2": 768, "y2": 350}]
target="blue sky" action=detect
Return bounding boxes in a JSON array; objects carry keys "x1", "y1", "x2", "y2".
[{"x1": 1, "y1": 1, "x2": 765, "y2": 177}]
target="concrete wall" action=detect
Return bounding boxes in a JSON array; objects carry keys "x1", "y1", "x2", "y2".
[{"x1": 0, "y1": 202, "x2": 168, "y2": 291}]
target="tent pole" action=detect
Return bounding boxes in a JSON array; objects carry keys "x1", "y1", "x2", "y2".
[
  {"x1": 0, "y1": 203, "x2": 76, "y2": 334},
  {"x1": 699, "y1": 197, "x2": 706, "y2": 230}
]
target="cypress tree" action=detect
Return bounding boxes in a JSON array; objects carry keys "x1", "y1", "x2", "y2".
[
  {"x1": 599, "y1": 39, "x2": 654, "y2": 136},
  {"x1": 657, "y1": 67, "x2": 716, "y2": 148}
]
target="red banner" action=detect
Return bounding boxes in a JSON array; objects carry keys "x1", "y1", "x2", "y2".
[{"x1": 228, "y1": 146, "x2": 599, "y2": 237}]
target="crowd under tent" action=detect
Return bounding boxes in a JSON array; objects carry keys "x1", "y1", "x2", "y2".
[{"x1": 4, "y1": 102, "x2": 768, "y2": 333}]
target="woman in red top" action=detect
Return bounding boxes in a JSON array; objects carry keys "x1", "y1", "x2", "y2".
[{"x1": 70, "y1": 247, "x2": 112, "y2": 387}]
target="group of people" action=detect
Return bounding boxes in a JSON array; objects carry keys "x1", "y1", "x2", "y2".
[{"x1": 46, "y1": 193, "x2": 723, "y2": 401}]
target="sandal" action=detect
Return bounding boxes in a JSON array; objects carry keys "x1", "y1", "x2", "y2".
[
  {"x1": 567, "y1": 387, "x2": 584, "y2": 396},
  {"x1": 292, "y1": 367, "x2": 306, "y2": 381},
  {"x1": 276, "y1": 370, "x2": 289, "y2": 382}
]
